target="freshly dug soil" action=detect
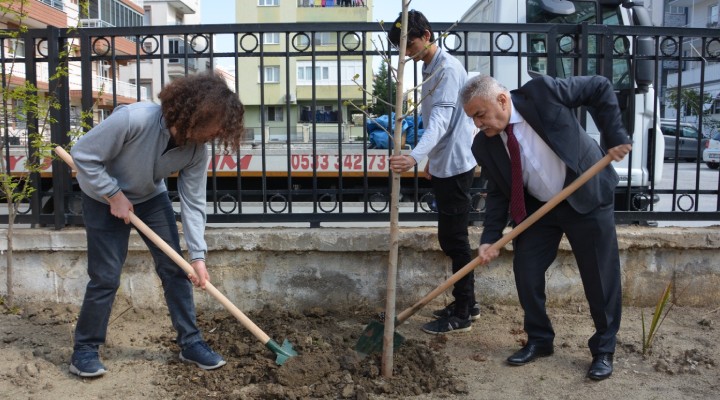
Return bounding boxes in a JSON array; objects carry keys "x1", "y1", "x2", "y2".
[{"x1": 1, "y1": 299, "x2": 718, "y2": 399}]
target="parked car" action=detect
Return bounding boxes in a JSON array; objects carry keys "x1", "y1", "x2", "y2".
[
  {"x1": 702, "y1": 130, "x2": 720, "y2": 169},
  {"x1": 662, "y1": 119, "x2": 708, "y2": 161}
]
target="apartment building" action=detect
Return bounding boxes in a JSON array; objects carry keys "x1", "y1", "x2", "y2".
[
  {"x1": 1, "y1": 0, "x2": 145, "y2": 139},
  {"x1": 119, "y1": 0, "x2": 216, "y2": 102},
  {"x1": 235, "y1": 0, "x2": 374, "y2": 143}
]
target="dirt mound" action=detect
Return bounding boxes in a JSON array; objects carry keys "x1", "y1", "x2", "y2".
[{"x1": 161, "y1": 306, "x2": 465, "y2": 399}]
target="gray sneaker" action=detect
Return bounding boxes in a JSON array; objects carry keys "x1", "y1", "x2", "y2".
[
  {"x1": 180, "y1": 341, "x2": 226, "y2": 370},
  {"x1": 69, "y1": 351, "x2": 107, "y2": 378},
  {"x1": 431, "y1": 301, "x2": 481, "y2": 321}
]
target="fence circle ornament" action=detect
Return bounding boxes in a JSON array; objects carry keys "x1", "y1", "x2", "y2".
[
  {"x1": 676, "y1": 193, "x2": 695, "y2": 212},
  {"x1": 494, "y1": 33, "x2": 515, "y2": 53},
  {"x1": 631, "y1": 193, "x2": 651, "y2": 211},
  {"x1": 318, "y1": 193, "x2": 338, "y2": 213},
  {"x1": 36, "y1": 39, "x2": 48, "y2": 57},
  {"x1": 706, "y1": 39, "x2": 720, "y2": 58},
  {"x1": 140, "y1": 36, "x2": 159, "y2": 54},
  {"x1": 442, "y1": 32, "x2": 462, "y2": 52},
  {"x1": 190, "y1": 34, "x2": 209, "y2": 53},
  {"x1": 68, "y1": 195, "x2": 83, "y2": 216},
  {"x1": 91, "y1": 37, "x2": 112, "y2": 56},
  {"x1": 558, "y1": 35, "x2": 575, "y2": 54},
  {"x1": 239, "y1": 33, "x2": 259, "y2": 53},
  {"x1": 291, "y1": 33, "x2": 311, "y2": 52},
  {"x1": 660, "y1": 37, "x2": 678, "y2": 57},
  {"x1": 341, "y1": 32, "x2": 361, "y2": 51},
  {"x1": 15, "y1": 202, "x2": 31, "y2": 215},
  {"x1": 612, "y1": 36, "x2": 630, "y2": 56},
  {"x1": 171, "y1": 195, "x2": 181, "y2": 217},
  {"x1": 471, "y1": 193, "x2": 486, "y2": 212},
  {"x1": 369, "y1": 192, "x2": 388, "y2": 212},
  {"x1": 419, "y1": 192, "x2": 436, "y2": 212},
  {"x1": 268, "y1": 193, "x2": 288, "y2": 213},
  {"x1": 218, "y1": 194, "x2": 237, "y2": 214}
]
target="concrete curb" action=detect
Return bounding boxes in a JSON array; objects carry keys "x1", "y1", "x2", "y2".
[{"x1": 1, "y1": 225, "x2": 719, "y2": 310}]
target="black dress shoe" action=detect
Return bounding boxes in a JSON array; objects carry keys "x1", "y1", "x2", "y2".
[
  {"x1": 506, "y1": 344, "x2": 554, "y2": 365},
  {"x1": 588, "y1": 353, "x2": 614, "y2": 380}
]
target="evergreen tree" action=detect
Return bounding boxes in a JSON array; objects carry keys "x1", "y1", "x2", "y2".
[{"x1": 371, "y1": 61, "x2": 396, "y2": 116}]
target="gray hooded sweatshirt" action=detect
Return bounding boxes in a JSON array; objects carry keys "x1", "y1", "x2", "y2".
[{"x1": 71, "y1": 102, "x2": 208, "y2": 260}]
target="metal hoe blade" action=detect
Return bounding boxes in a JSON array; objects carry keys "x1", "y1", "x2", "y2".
[
  {"x1": 354, "y1": 320, "x2": 405, "y2": 357},
  {"x1": 266, "y1": 338, "x2": 298, "y2": 365}
]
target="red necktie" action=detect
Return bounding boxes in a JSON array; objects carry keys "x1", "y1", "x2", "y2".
[{"x1": 506, "y1": 124, "x2": 526, "y2": 224}]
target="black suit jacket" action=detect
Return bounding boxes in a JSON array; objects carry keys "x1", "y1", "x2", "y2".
[{"x1": 471, "y1": 75, "x2": 632, "y2": 244}]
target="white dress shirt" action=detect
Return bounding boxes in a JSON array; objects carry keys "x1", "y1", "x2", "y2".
[{"x1": 501, "y1": 102, "x2": 566, "y2": 201}]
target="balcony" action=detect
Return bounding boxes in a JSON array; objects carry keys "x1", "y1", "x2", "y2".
[
  {"x1": 667, "y1": 0, "x2": 696, "y2": 7},
  {"x1": 297, "y1": 0, "x2": 366, "y2": 7},
  {"x1": 68, "y1": 73, "x2": 149, "y2": 103},
  {"x1": 79, "y1": 19, "x2": 113, "y2": 28},
  {"x1": 167, "y1": 58, "x2": 199, "y2": 77},
  {"x1": 167, "y1": 0, "x2": 199, "y2": 14},
  {"x1": 8, "y1": 0, "x2": 67, "y2": 28},
  {"x1": 38, "y1": 0, "x2": 63, "y2": 11}
]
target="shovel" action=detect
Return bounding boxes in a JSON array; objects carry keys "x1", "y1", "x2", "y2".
[
  {"x1": 55, "y1": 146, "x2": 297, "y2": 365},
  {"x1": 355, "y1": 154, "x2": 615, "y2": 356}
]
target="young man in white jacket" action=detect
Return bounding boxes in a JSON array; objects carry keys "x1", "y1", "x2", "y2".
[{"x1": 388, "y1": 10, "x2": 480, "y2": 334}]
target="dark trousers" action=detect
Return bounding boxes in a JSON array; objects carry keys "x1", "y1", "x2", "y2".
[
  {"x1": 513, "y1": 195, "x2": 622, "y2": 355},
  {"x1": 74, "y1": 192, "x2": 202, "y2": 352},
  {"x1": 431, "y1": 168, "x2": 475, "y2": 318}
]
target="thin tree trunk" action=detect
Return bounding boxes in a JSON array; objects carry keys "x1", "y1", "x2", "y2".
[
  {"x1": 5, "y1": 199, "x2": 15, "y2": 306},
  {"x1": 381, "y1": 1, "x2": 410, "y2": 379}
]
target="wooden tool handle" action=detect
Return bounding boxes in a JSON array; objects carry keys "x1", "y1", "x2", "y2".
[
  {"x1": 396, "y1": 154, "x2": 614, "y2": 323},
  {"x1": 54, "y1": 146, "x2": 272, "y2": 344}
]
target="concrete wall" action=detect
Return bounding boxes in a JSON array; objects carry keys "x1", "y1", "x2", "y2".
[{"x1": 1, "y1": 226, "x2": 719, "y2": 311}]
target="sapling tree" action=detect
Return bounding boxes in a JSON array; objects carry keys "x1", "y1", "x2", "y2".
[{"x1": 0, "y1": 0, "x2": 94, "y2": 308}]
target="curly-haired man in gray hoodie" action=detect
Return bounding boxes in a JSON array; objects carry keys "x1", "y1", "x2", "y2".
[{"x1": 69, "y1": 73, "x2": 245, "y2": 377}]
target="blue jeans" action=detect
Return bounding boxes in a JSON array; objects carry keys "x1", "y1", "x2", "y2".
[
  {"x1": 74, "y1": 192, "x2": 202, "y2": 352},
  {"x1": 431, "y1": 168, "x2": 475, "y2": 318}
]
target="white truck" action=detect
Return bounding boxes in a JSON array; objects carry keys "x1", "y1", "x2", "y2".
[{"x1": 459, "y1": 0, "x2": 664, "y2": 210}]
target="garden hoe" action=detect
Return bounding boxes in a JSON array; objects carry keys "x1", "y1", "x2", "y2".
[
  {"x1": 55, "y1": 146, "x2": 297, "y2": 365},
  {"x1": 355, "y1": 154, "x2": 615, "y2": 356}
]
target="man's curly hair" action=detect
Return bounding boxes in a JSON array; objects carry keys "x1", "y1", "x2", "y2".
[{"x1": 158, "y1": 73, "x2": 245, "y2": 152}]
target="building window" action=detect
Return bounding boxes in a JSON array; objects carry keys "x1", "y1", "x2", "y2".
[
  {"x1": 710, "y1": 5, "x2": 719, "y2": 27},
  {"x1": 7, "y1": 38, "x2": 25, "y2": 58},
  {"x1": 86, "y1": 0, "x2": 143, "y2": 28},
  {"x1": 39, "y1": 0, "x2": 64, "y2": 11},
  {"x1": 258, "y1": 0, "x2": 279, "y2": 6},
  {"x1": 260, "y1": 66, "x2": 280, "y2": 83},
  {"x1": 98, "y1": 60, "x2": 110, "y2": 78},
  {"x1": 143, "y1": 6, "x2": 151, "y2": 25},
  {"x1": 265, "y1": 106, "x2": 284, "y2": 122},
  {"x1": 297, "y1": 65, "x2": 329, "y2": 82},
  {"x1": 295, "y1": 32, "x2": 335, "y2": 48},
  {"x1": 297, "y1": 60, "x2": 363, "y2": 85},
  {"x1": 263, "y1": 33, "x2": 280, "y2": 45}
]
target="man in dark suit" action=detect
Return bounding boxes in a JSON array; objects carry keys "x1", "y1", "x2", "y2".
[{"x1": 461, "y1": 74, "x2": 632, "y2": 380}]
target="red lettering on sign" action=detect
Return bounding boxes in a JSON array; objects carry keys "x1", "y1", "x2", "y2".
[
  {"x1": 41, "y1": 157, "x2": 52, "y2": 171},
  {"x1": 212, "y1": 154, "x2": 252, "y2": 171},
  {"x1": 9, "y1": 155, "x2": 23, "y2": 172}
]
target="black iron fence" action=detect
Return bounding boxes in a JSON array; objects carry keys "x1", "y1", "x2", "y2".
[{"x1": 1, "y1": 22, "x2": 720, "y2": 228}]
